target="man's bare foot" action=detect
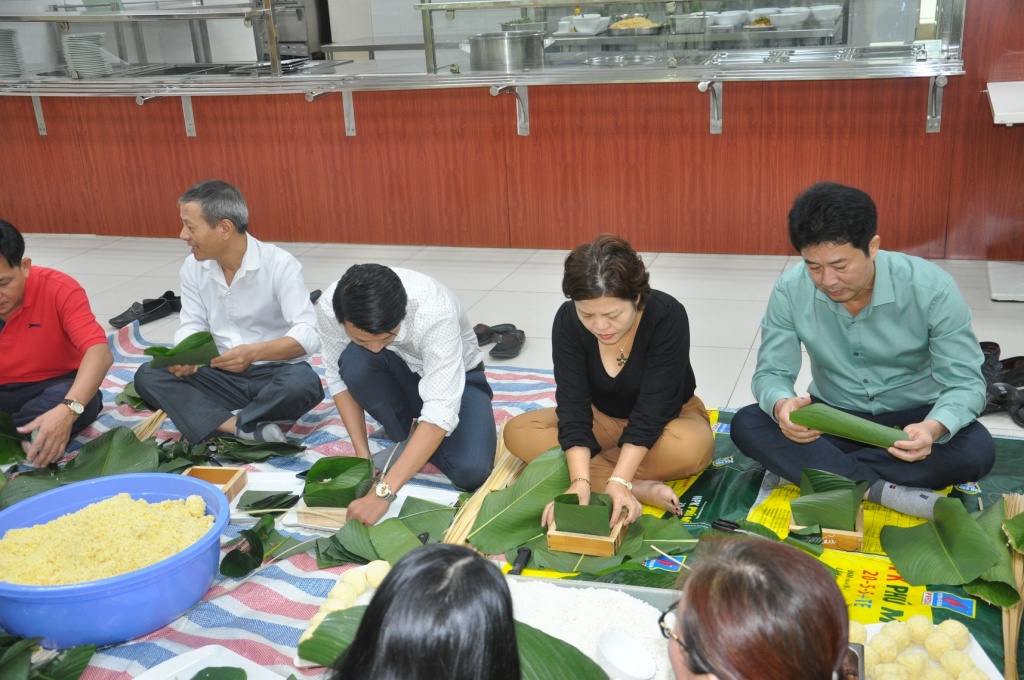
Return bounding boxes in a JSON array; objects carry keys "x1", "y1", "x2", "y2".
[{"x1": 632, "y1": 479, "x2": 681, "y2": 515}]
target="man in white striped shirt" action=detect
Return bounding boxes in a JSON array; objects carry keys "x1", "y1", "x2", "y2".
[{"x1": 317, "y1": 264, "x2": 496, "y2": 526}]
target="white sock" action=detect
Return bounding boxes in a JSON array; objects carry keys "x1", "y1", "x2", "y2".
[
  {"x1": 234, "y1": 422, "x2": 286, "y2": 443},
  {"x1": 867, "y1": 480, "x2": 943, "y2": 520}
]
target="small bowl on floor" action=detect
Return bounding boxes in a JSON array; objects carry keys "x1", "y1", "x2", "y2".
[{"x1": 597, "y1": 630, "x2": 657, "y2": 680}]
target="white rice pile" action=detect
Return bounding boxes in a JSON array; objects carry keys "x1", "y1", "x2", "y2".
[{"x1": 507, "y1": 579, "x2": 672, "y2": 680}]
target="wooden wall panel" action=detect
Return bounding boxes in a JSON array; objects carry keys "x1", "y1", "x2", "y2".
[
  {"x1": 759, "y1": 78, "x2": 954, "y2": 259},
  {"x1": 944, "y1": 1, "x2": 1024, "y2": 261},
  {"x1": 505, "y1": 82, "x2": 768, "y2": 253}
]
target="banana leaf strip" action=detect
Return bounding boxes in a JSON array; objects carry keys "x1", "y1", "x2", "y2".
[
  {"x1": 727, "y1": 518, "x2": 824, "y2": 557},
  {"x1": 468, "y1": 448, "x2": 570, "y2": 555},
  {"x1": 798, "y1": 468, "x2": 865, "y2": 495},
  {"x1": 303, "y1": 457, "x2": 373, "y2": 508},
  {"x1": 210, "y1": 438, "x2": 305, "y2": 463},
  {"x1": 1004, "y1": 512, "x2": 1024, "y2": 553},
  {"x1": 59, "y1": 427, "x2": 160, "y2": 482},
  {"x1": 316, "y1": 535, "x2": 368, "y2": 569},
  {"x1": 237, "y1": 490, "x2": 301, "y2": 516},
  {"x1": 330, "y1": 517, "x2": 381, "y2": 563},
  {"x1": 220, "y1": 526, "x2": 266, "y2": 577},
  {"x1": 144, "y1": 331, "x2": 220, "y2": 369},
  {"x1": 188, "y1": 670, "x2": 247, "y2": 680},
  {"x1": 0, "y1": 475, "x2": 63, "y2": 510},
  {"x1": 789, "y1": 403, "x2": 904, "y2": 449},
  {"x1": 0, "y1": 412, "x2": 26, "y2": 464},
  {"x1": 368, "y1": 518, "x2": 423, "y2": 565},
  {"x1": 584, "y1": 562, "x2": 682, "y2": 590},
  {"x1": 552, "y1": 493, "x2": 613, "y2": 536},
  {"x1": 113, "y1": 382, "x2": 150, "y2": 411},
  {"x1": 880, "y1": 497, "x2": 1002, "y2": 586},
  {"x1": 397, "y1": 496, "x2": 458, "y2": 544},
  {"x1": 301, "y1": 605, "x2": 610, "y2": 680},
  {"x1": 963, "y1": 500, "x2": 1021, "y2": 608},
  {"x1": 636, "y1": 515, "x2": 698, "y2": 559},
  {"x1": 791, "y1": 488, "x2": 864, "y2": 532}
]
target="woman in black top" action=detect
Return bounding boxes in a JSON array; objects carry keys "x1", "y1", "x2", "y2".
[{"x1": 504, "y1": 234, "x2": 715, "y2": 524}]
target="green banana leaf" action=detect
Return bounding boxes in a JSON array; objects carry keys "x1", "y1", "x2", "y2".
[
  {"x1": 220, "y1": 514, "x2": 307, "y2": 577},
  {"x1": 316, "y1": 534, "x2": 370, "y2": 569},
  {"x1": 300, "y1": 605, "x2": 610, "y2": 680},
  {"x1": 636, "y1": 514, "x2": 699, "y2": 559},
  {"x1": 468, "y1": 448, "x2": 569, "y2": 555},
  {"x1": 144, "y1": 331, "x2": 220, "y2": 369},
  {"x1": 330, "y1": 518, "x2": 381, "y2": 563},
  {"x1": 529, "y1": 522, "x2": 645, "y2": 573},
  {"x1": 880, "y1": 497, "x2": 1002, "y2": 586},
  {"x1": 789, "y1": 403, "x2": 904, "y2": 449},
  {"x1": 0, "y1": 475, "x2": 62, "y2": 510},
  {"x1": 189, "y1": 669, "x2": 246, "y2": 680},
  {"x1": 31, "y1": 643, "x2": 96, "y2": 680},
  {"x1": 790, "y1": 469, "x2": 867, "y2": 532},
  {"x1": 727, "y1": 518, "x2": 824, "y2": 558},
  {"x1": 397, "y1": 496, "x2": 458, "y2": 544},
  {"x1": 798, "y1": 468, "x2": 866, "y2": 495},
  {"x1": 1004, "y1": 512, "x2": 1024, "y2": 552},
  {"x1": 59, "y1": 427, "x2": 160, "y2": 482},
  {"x1": 963, "y1": 500, "x2": 1021, "y2": 607},
  {"x1": 210, "y1": 438, "x2": 305, "y2": 463},
  {"x1": 368, "y1": 519, "x2": 424, "y2": 566},
  {"x1": 113, "y1": 382, "x2": 149, "y2": 411},
  {"x1": 584, "y1": 562, "x2": 682, "y2": 590},
  {"x1": 0, "y1": 412, "x2": 27, "y2": 464},
  {"x1": 0, "y1": 633, "x2": 95, "y2": 680},
  {"x1": 237, "y1": 490, "x2": 300, "y2": 516},
  {"x1": 552, "y1": 493, "x2": 613, "y2": 536},
  {"x1": 303, "y1": 457, "x2": 373, "y2": 508}
]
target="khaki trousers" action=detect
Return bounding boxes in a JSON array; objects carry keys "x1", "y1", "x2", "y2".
[{"x1": 503, "y1": 395, "x2": 715, "y2": 492}]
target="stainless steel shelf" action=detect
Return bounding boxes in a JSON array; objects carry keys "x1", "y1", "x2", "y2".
[{"x1": 0, "y1": 7, "x2": 268, "y2": 22}]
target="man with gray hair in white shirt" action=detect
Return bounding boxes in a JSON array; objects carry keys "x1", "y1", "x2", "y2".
[
  {"x1": 134, "y1": 180, "x2": 323, "y2": 444},
  {"x1": 317, "y1": 264, "x2": 496, "y2": 526}
]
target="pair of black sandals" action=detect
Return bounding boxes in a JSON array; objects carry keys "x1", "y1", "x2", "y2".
[
  {"x1": 981, "y1": 341, "x2": 1024, "y2": 428},
  {"x1": 474, "y1": 323, "x2": 525, "y2": 359}
]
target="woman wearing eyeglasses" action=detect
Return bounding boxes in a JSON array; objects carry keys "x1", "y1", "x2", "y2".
[{"x1": 660, "y1": 537, "x2": 850, "y2": 680}]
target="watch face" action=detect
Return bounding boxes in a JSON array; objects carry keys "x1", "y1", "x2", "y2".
[
  {"x1": 65, "y1": 400, "x2": 84, "y2": 415},
  {"x1": 375, "y1": 481, "x2": 390, "y2": 498}
]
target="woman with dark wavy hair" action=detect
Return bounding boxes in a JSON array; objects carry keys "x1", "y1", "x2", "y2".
[
  {"x1": 330, "y1": 543, "x2": 521, "y2": 680},
  {"x1": 661, "y1": 537, "x2": 849, "y2": 680},
  {"x1": 504, "y1": 234, "x2": 714, "y2": 525}
]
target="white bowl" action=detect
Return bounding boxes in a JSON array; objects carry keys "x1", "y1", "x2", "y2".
[
  {"x1": 747, "y1": 9, "x2": 781, "y2": 23},
  {"x1": 784, "y1": 6, "x2": 811, "y2": 21},
  {"x1": 597, "y1": 631, "x2": 657, "y2": 680},
  {"x1": 715, "y1": 10, "x2": 747, "y2": 26},
  {"x1": 811, "y1": 4, "x2": 843, "y2": 21},
  {"x1": 581, "y1": 13, "x2": 600, "y2": 19},
  {"x1": 750, "y1": 6, "x2": 781, "y2": 15},
  {"x1": 597, "y1": 16, "x2": 610, "y2": 32},
  {"x1": 687, "y1": 9, "x2": 718, "y2": 15},
  {"x1": 572, "y1": 16, "x2": 603, "y2": 34},
  {"x1": 771, "y1": 11, "x2": 805, "y2": 27}
]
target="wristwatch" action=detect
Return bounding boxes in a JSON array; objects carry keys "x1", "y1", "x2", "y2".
[
  {"x1": 607, "y1": 475, "x2": 633, "y2": 491},
  {"x1": 62, "y1": 399, "x2": 85, "y2": 416},
  {"x1": 374, "y1": 480, "x2": 398, "y2": 503}
]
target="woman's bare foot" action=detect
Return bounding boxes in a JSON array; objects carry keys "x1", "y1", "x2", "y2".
[{"x1": 632, "y1": 479, "x2": 681, "y2": 515}]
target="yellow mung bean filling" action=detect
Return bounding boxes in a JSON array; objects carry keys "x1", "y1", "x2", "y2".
[{"x1": 0, "y1": 493, "x2": 214, "y2": 585}]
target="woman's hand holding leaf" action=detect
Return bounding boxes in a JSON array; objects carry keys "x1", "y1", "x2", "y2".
[{"x1": 542, "y1": 478, "x2": 591, "y2": 527}]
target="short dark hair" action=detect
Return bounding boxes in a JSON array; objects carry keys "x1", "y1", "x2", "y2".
[
  {"x1": 333, "y1": 264, "x2": 407, "y2": 334},
  {"x1": 179, "y1": 180, "x2": 249, "y2": 233},
  {"x1": 562, "y1": 234, "x2": 651, "y2": 309},
  {"x1": 788, "y1": 182, "x2": 878, "y2": 255},
  {"x1": 0, "y1": 219, "x2": 25, "y2": 268},
  {"x1": 676, "y1": 537, "x2": 849, "y2": 680},
  {"x1": 331, "y1": 544, "x2": 521, "y2": 680}
]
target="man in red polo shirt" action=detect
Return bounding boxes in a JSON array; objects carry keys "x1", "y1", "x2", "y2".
[{"x1": 0, "y1": 220, "x2": 113, "y2": 466}]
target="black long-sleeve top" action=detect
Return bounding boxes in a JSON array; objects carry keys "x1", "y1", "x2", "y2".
[{"x1": 553, "y1": 289, "x2": 698, "y2": 455}]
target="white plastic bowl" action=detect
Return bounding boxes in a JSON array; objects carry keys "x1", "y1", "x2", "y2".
[
  {"x1": 687, "y1": 9, "x2": 718, "y2": 15},
  {"x1": 716, "y1": 10, "x2": 748, "y2": 26},
  {"x1": 750, "y1": 6, "x2": 781, "y2": 15},
  {"x1": 784, "y1": 6, "x2": 811, "y2": 22},
  {"x1": 811, "y1": 4, "x2": 843, "y2": 21},
  {"x1": 572, "y1": 16, "x2": 603, "y2": 34},
  {"x1": 772, "y1": 11, "x2": 805, "y2": 27},
  {"x1": 597, "y1": 630, "x2": 657, "y2": 680}
]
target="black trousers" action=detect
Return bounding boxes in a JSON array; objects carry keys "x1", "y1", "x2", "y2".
[
  {"x1": 134, "y1": 361, "x2": 324, "y2": 443},
  {"x1": 730, "y1": 399, "x2": 995, "y2": 489},
  {"x1": 0, "y1": 371, "x2": 102, "y2": 436}
]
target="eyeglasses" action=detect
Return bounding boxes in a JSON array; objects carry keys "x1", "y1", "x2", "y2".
[{"x1": 658, "y1": 601, "x2": 714, "y2": 676}]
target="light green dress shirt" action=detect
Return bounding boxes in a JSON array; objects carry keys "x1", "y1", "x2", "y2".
[{"x1": 753, "y1": 250, "x2": 986, "y2": 441}]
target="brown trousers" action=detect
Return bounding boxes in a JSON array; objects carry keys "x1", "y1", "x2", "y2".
[{"x1": 503, "y1": 395, "x2": 715, "y2": 492}]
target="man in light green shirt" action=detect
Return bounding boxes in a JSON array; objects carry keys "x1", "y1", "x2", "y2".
[{"x1": 731, "y1": 182, "x2": 995, "y2": 519}]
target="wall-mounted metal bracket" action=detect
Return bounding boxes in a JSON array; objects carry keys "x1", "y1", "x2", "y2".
[
  {"x1": 926, "y1": 74, "x2": 947, "y2": 133},
  {"x1": 490, "y1": 84, "x2": 529, "y2": 136},
  {"x1": 698, "y1": 80, "x2": 723, "y2": 134},
  {"x1": 181, "y1": 95, "x2": 196, "y2": 137},
  {"x1": 31, "y1": 96, "x2": 47, "y2": 136},
  {"x1": 304, "y1": 88, "x2": 354, "y2": 136}
]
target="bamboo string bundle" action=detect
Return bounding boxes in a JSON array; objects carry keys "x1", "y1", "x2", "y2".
[
  {"x1": 444, "y1": 425, "x2": 525, "y2": 547},
  {"x1": 131, "y1": 410, "x2": 167, "y2": 441},
  {"x1": 1004, "y1": 493, "x2": 1024, "y2": 680}
]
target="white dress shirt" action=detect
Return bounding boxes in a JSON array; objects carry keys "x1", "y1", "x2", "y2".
[
  {"x1": 317, "y1": 268, "x2": 484, "y2": 434},
  {"x1": 177, "y1": 233, "x2": 320, "y2": 361}
]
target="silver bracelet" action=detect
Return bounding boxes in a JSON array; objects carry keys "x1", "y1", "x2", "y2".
[{"x1": 607, "y1": 475, "x2": 633, "y2": 491}]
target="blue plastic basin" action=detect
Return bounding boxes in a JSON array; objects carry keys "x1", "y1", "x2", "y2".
[{"x1": 0, "y1": 473, "x2": 229, "y2": 649}]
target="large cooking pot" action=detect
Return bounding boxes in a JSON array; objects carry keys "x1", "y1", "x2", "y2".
[{"x1": 460, "y1": 31, "x2": 554, "y2": 72}]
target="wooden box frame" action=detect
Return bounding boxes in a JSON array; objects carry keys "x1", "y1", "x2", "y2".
[
  {"x1": 183, "y1": 466, "x2": 248, "y2": 502},
  {"x1": 546, "y1": 516, "x2": 626, "y2": 557},
  {"x1": 296, "y1": 501, "x2": 348, "y2": 529},
  {"x1": 790, "y1": 506, "x2": 865, "y2": 552}
]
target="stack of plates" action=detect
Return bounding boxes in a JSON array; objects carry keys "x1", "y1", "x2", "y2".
[
  {"x1": 0, "y1": 29, "x2": 25, "y2": 78},
  {"x1": 62, "y1": 33, "x2": 113, "y2": 78}
]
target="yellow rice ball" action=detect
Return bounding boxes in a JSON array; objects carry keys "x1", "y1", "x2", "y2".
[
  {"x1": 365, "y1": 560, "x2": 391, "y2": 588},
  {"x1": 956, "y1": 669, "x2": 988, "y2": 680},
  {"x1": 938, "y1": 649, "x2": 973, "y2": 677},
  {"x1": 935, "y1": 619, "x2": 971, "y2": 651},
  {"x1": 895, "y1": 650, "x2": 929, "y2": 679},
  {"x1": 924, "y1": 631, "x2": 955, "y2": 661},
  {"x1": 849, "y1": 620, "x2": 868, "y2": 645},
  {"x1": 919, "y1": 668, "x2": 954, "y2": 680},
  {"x1": 326, "y1": 582, "x2": 357, "y2": 608},
  {"x1": 338, "y1": 567, "x2": 368, "y2": 596},
  {"x1": 906, "y1": 615, "x2": 935, "y2": 645},
  {"x1": 882, "y1": 620, "x2": 912, "y2": 651},
  {"x1": 864, "y1": 644, "x2": 880, "y2": 670},
  {"x1": 869, "y1": 633, "x2": 900, "y2": 663},
  {"x1": 871, "y1": 663, "x2": 909, "y2": 680}
]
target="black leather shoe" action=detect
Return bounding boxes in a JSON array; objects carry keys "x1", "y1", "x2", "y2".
[
  {"x1": 145, "y1": 290, "x2": 181, "y2": 313},
  {"x1": 108, "y1": 297, "x2": 172, "y2": 329},
  {"x1": 310, "y1": 289, "x2": 322, "y2": 304}
]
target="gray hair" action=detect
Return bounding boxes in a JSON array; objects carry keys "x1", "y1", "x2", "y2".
[{"x1": 179, "y1": 180, "x2": 249, "y2": 233}]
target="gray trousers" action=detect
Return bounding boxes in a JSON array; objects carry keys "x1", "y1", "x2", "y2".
[{"x1": 134, "y1": 361, "x2": 324, "y2": 443}]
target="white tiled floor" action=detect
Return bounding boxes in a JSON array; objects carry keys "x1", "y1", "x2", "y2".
[{"x1": 21, "y1": 233, "x2": 1024, "y2": 439}]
